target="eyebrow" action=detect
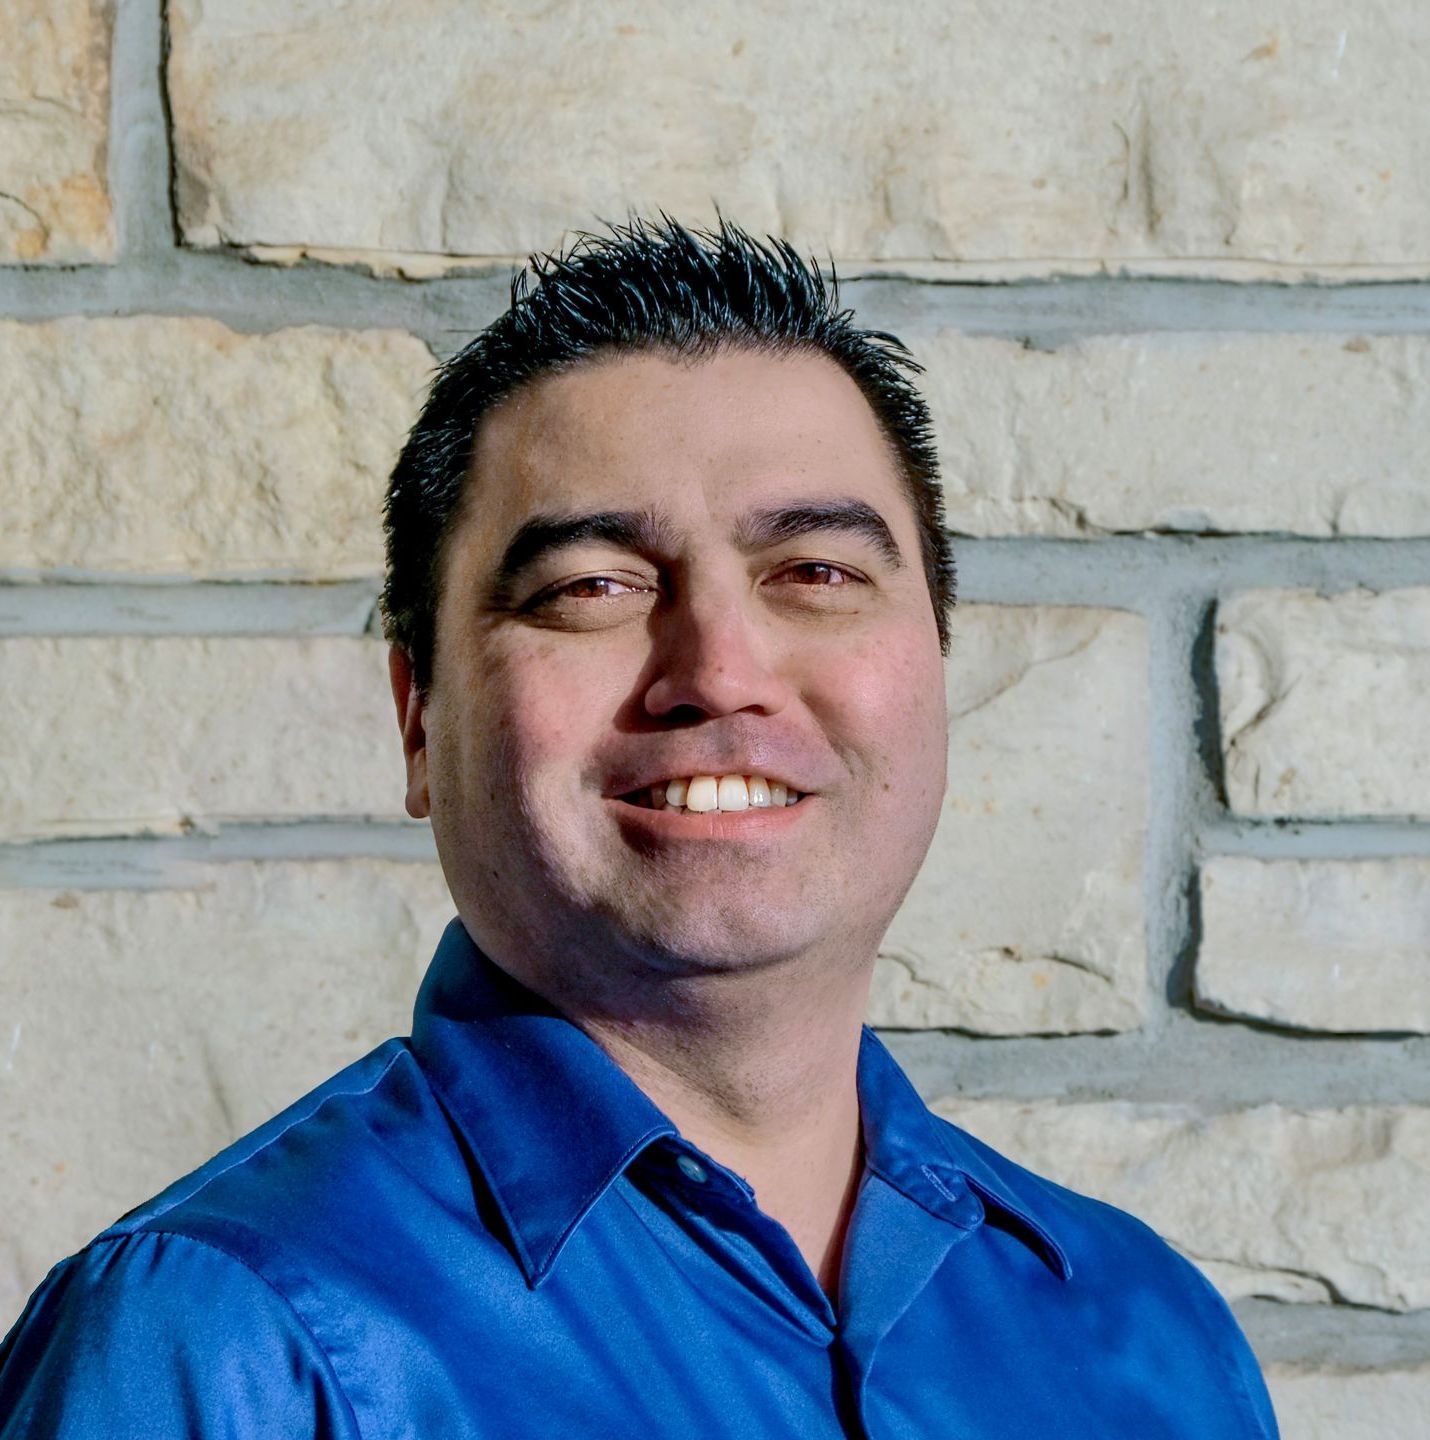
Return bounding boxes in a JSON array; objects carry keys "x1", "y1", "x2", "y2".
[
  {"x1": 732, "y1": 499, "x2": 905, "y2": 570},
  {"x1": 489, "y1": 509, "x2": 675, "y2": 604},
  {"x1": 488, "y1": 496, "x2": 905, "y2": 603}
]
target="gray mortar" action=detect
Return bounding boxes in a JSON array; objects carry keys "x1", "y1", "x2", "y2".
[
  {"x1": 1232, "y1": 1299, "x2": 1430, "y2": 1370},
  {"x1": 1, "y1": 0, "x2": 1426, "y2": 1370},
  {"x1": 0, "y1": 580, "x2": 379, "y2": 634}
]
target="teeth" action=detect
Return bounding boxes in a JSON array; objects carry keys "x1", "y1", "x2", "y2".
[
  {"x1": 717, "y1": 775, "x2": 749, "y2": 811},
  {"x1": 685, "y1": 776, "x2": 719, "y2": 813},
  {"x1": 636, "y1": 774, "x2": 803, "y2": 814}
]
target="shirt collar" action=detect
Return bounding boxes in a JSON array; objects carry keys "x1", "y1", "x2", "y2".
[
  {"x1": 410, "y1": 919, "x2": 1070, "y2": 1287},
  {"x1": 409, "y1": 919, "x2": 678, "y2": 1287},
  {"x1": 854, "y1": 1027, "x2": 1072, "y2": 1282}
]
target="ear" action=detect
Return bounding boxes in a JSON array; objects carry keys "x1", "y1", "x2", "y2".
[{"x1": 389, "y1": 645, "x2": 432, "y2": 820}]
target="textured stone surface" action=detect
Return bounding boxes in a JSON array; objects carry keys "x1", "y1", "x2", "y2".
[
  {"x1": 168, "y1": 0, "x2": 1430, "y2": 277},
  {"x1": 0, "y1": 862, "x2": 454, "y2": 1325},
  {"x1": 1, "y1": 319, "x2": 432, "y2": 577},
  {"x1": 870, "y1": 607, "x2": 1147, "y2": 1034},
  {"x1": 0, "y1": 0, "x2": 113, "y2": 264},
  {"x1": 1267, "y1": 1366, "x2": 1430, "y2": 1438},
  {"x1": 1218, "y1": 588, "x2": 1430, "y2": 818},
  {"x1": 0, "y1": 637, "x2": 407, "y2": 840},
  {"x1": 935, "y1": 1099, "x2": 1430, "y2": 1311},
  {"x1": 916, "y1": 332, "x2": 1430, "y2": 538},
  {"x1": 1198, "y1": 858, "x2": 1430, "y2": 1034}
]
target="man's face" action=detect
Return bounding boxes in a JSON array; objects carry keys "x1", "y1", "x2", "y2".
[{"x1": 395, "y1": 348, "x2": 948, "y2": 992}]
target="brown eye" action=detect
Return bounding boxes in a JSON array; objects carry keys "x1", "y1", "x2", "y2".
[
  {"x1": 561, "y1": 576, "x2": 640, "y2": 599},
  {"x1": 527, "y1": 573, "x2": 655, "y2": 606},
  {"x1": 780, "y1": 562, "x2": 859, "y2": 586},
  {"x1": 521, "y1": 572, "x2": 658, "y2": 630}
]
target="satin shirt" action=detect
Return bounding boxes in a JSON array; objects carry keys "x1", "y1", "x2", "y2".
[{"x1": 1, "y1": 919, "x2": 1278, "y2": 1437}]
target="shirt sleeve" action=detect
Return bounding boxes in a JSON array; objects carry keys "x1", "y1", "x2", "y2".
[{"x1": 0, "y1": 1230, "x2": 360, "y2": 1440}]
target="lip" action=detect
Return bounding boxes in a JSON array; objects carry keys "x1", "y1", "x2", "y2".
[{"x1": 606, "y1": 794, "x2": 812, "y2": 840}]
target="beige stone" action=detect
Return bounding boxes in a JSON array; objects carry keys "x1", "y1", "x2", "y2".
[
  {"x1": 0, "y1": 319, "x2": 432, "y2": 576},
  {"x1": 168, "y1": 0, "x2": 1430, "y2": 278},
  {"x1": 0, "y1": 637, "x2": 409, "y2": 840},
  {"x1": 0, "y1": 862, "x2": 454, "y2": 1325},
  {"x1": 1217, "y1": 588, "x2": 1430, "y2": 818},
  {"x1": 0, "y1": 0, "x2": 113, "y2": 264},
  {"x1": 935, "y1": 1098, "x2": 1430, "y2": 1311},
  {"x1": 870, "y1": 607, "x2": 1147, "y2": 1034},
  {"x1": 1266, "y1": 1366, "x2": 1430, "y2": 1438},
  {"x1": 1198, "y1": 858, "x2": 1430, "y2": 1033},
  {"x1": 915, "y1": 332, "x2": 1430, "y2": 538}
]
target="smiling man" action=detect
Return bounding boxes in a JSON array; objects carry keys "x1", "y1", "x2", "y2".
[{"x1": 0, "y1": 220, "x2": 1278, "y2": 1437}]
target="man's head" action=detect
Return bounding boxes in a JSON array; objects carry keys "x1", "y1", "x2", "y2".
[{"x1": 383, "y1": 218, "x2": 955, "y2": 996}]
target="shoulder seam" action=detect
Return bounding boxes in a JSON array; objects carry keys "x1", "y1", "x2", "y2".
[
  {"x1": 119, "y1": 1045, "x2": 410, "y2": 1230},
  {"x1": 90, "y1": 1228, "x2": 365, "y2": 1439}
]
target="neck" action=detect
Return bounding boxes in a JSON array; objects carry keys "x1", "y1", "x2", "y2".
[{"x1": 507, "y1": 942, "x2": 875, "y2": 1303}]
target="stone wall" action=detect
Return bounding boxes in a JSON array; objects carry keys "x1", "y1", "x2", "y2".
[{"x1": 2, "y1": 1, "x2": 1428, "y2": 1430}]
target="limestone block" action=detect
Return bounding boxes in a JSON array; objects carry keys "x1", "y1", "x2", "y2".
[
  {"x1": 168, "y1": 0, "x2": 1430, "y2": 278},
  {"x1": 1266, "y1": 1366, "x2": 1430, "y2": 1438},
  {"x1": 0, "y1": 863, "x2": 454, "y2": 1325},
  {"x1": 935, "y1": 1098, "x2": 1430, "y2": 1311},
  {"x1": 1217, "y1": 588, "x2": 1430, "y2": 818},
  {"x1": 915, "y1": 332, "x2": 1430, "y2": 538},
  {"x1": 871, "y1": 607, "x2": 1147, "y2": 1034},
  {"x1": 0, "y1": 0, "x2": 113, "y2": 263},
  {"x1": 0, "y1": 637, "x2": 408, "y2": 840},
  {"x1": 1198, "y1": 858, "x2": 1430, "y2": 1033},
  {"x1": 1, "y1": 318, "x2": 433, "y2": 576}
]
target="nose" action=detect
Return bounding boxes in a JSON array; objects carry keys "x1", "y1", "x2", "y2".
[{"x1": 641, "y1": 585, "x2": 794, "y2": 722}]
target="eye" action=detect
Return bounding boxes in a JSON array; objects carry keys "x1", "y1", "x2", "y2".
[
  {"x1": 552, "y1": 575, "x2": 650, "y2": 600},
  {"x1": 774, "y1": 561, "x2": 865, "y2": 587},
  {"x1": 519, "y1": 571, "x2": 659, "y2": 629},
  {"x1": 523, "y1": 572, "x2": 656, "y2": 607}
]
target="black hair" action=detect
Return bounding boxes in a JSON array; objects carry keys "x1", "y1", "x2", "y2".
[{"x1": 381, "y1": 215, "x2": 955, "y2": 693}]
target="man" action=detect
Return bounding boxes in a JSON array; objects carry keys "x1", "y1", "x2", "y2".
[{"x1": 0, "y1": 219, "x2": 1279, "y2": 1436}]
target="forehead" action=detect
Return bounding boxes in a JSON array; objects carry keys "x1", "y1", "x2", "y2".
[{"x1": 467, "y1": 347, "x2": 909, "y2": 537}]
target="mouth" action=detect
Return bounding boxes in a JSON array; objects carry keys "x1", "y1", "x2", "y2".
[{"x1": 615, "y1": 773, "x2": 807, "y2": 816}]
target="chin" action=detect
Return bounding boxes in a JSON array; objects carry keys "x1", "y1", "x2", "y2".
[{"x1": 601, "y1": 898, "x2": 821, "y2": 977}]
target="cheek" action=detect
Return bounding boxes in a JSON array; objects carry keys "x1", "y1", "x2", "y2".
[
  {"x1": 823, "y1": 630, "x2": 948, "y2": 784},
  {"x1": 469, "y1": 641, "x2": 623, "y2": 789}
]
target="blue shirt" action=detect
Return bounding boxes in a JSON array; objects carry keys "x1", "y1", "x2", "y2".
[{"x1": 1, "y1": 919, "x2": 1278, "y2": 1437}]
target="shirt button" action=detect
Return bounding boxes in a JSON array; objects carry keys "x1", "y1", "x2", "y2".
[{"x1": 676, "y1": 1154, "x2": 709, "y2": 1184}]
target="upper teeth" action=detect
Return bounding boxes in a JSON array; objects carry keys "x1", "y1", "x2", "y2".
[{"x1": 647, "y1": 775, "x2": 799, "y2": 812}]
